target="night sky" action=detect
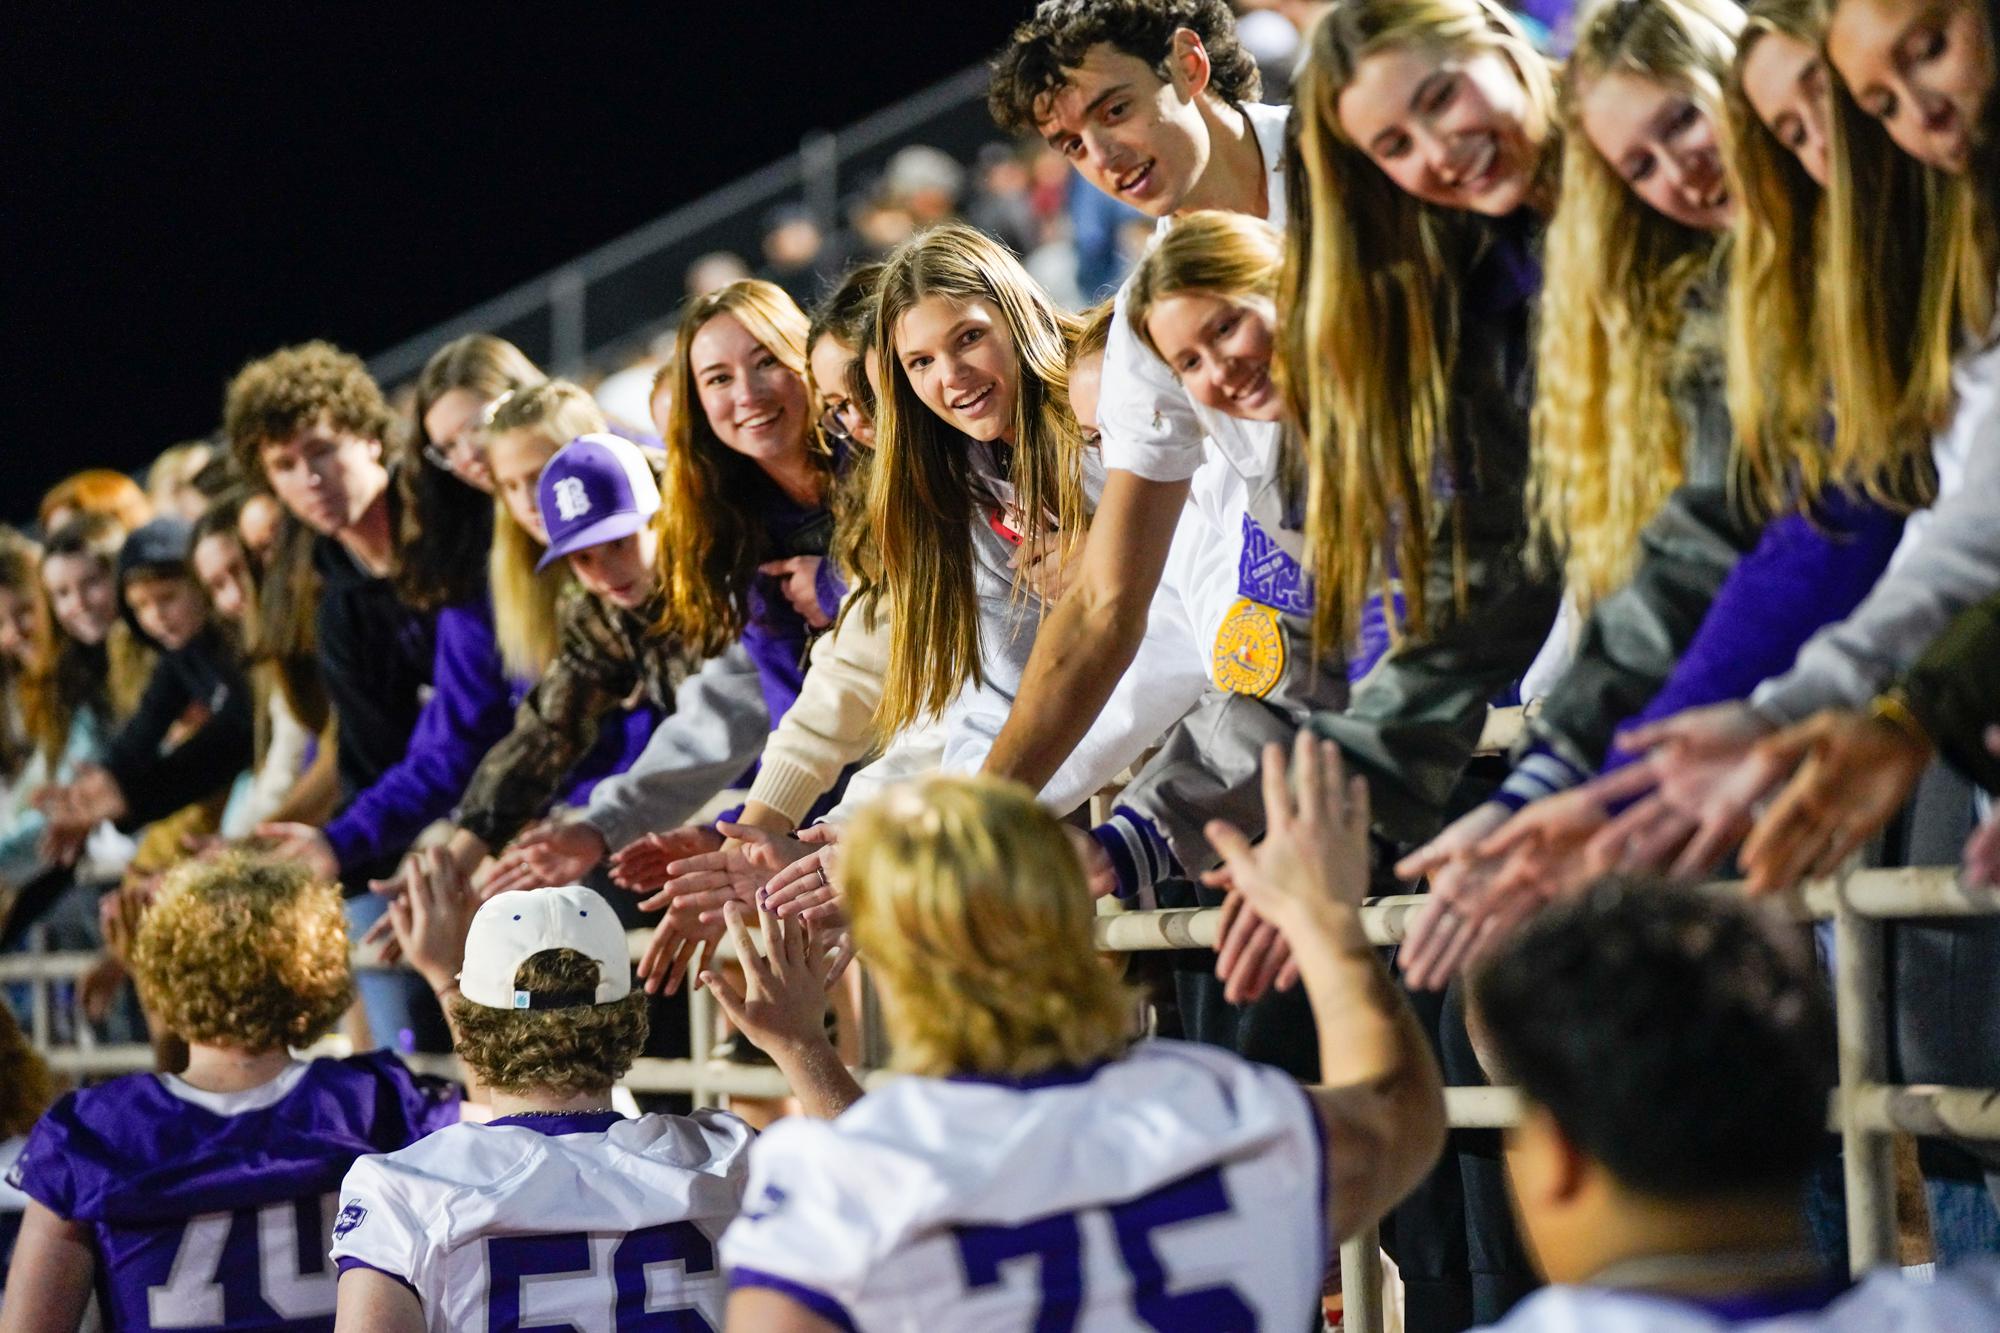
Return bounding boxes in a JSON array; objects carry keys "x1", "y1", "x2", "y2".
[{"x1": 5, "y1": 4, "x2": 1021, "y2": 524}]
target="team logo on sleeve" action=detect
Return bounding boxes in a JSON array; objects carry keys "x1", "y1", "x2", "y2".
[
  {"x1": 332, "y1": 1202, "x2": 369, "y2": 1240},
  {"x1": 552, "y1": 476, "x2": 592, "y2": 521}
]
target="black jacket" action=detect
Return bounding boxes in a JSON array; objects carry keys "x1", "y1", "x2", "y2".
[
  {"x1": 313, "y1": 534, "x2": 434, "y2": 816},
  {"x1": 101, "y1": 623, "x2": 254, "y2": 828}
]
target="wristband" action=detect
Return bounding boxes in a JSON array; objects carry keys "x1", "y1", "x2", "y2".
[{"x1": 1867, "y1": 690, "x2": 1933, "y2": 752}]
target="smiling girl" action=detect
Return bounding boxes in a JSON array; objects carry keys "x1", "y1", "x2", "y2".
[
  {"x1": 1282, "y1": 0, "x2": 1565, "y2": 856},
  {"x1": 867, "y1": 223, "x2": 1202, "y2": 806}
]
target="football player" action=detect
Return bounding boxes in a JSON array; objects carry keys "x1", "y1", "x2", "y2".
[{"x1": 331, "y1": 851, "x2": 858, "y2": 1331}]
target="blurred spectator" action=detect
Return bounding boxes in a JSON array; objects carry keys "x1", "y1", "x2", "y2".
[
  {"x1": 847, "y1": 186, "x2": 918, "y2": 262},
  {"x1": 143, "y1": 443, "x2": 214, "y2": 523},
  {"x1": 758, "y1": 203, "x2": 847, "y2": 307},
  {"x1": 37, "y1": 471, "x2": 152, "y2": 539},
  {"x1": 966, "y1": 143, "x2": 1038, "y2": 256},
  {"x1": 882, "y1": 144, "x2": 963, "y2": 226},
  {"x1": 1066, "y1": 170, "x2": 1145, "y2": 303},
  {"x1": 1233, "y1": 5, "x2": 1311, "y2": 99},
  {"x1": 594, "y1": 330, "x2": 679, "y2": 439},
  {"x1": 236, "y1": 492, "x2": 284, "y2": 571},
  {"x1": 1024, "y1": 218, "x2": 1087, "y2": 311},
  {"x1": 684, "y1": 250, "x2": 752, "y2": 302}
]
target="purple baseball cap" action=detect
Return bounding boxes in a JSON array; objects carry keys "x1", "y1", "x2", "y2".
[{"x1": 535, "y1": 433, "x2": 663, "y2": 571}]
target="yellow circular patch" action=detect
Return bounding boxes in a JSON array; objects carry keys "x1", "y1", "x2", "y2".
[{"x1": 1212, "y1": 598, "x2": 1286, "y2": 698}]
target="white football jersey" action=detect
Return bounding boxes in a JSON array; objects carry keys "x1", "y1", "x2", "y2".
[
  {"x1": 720, "y1": 1039, "x2": 1327, "y2": 1331},
  {"x1": 1482, "y1": 1259, "x2": 2000, "y2": 1331},
  {"x1": 331, "y1": 1108, "x2": 752, "y2": 1332}
]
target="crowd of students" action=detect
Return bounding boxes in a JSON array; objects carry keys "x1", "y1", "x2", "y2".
[{"x1": 0, "y1": 0, "x2": 1995, "y2": 1327}]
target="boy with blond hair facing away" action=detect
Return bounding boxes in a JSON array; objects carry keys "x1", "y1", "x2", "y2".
[
  {"x1": 0, "y1": 852, "x2": 459, "y2": 1332},
  {"x1": 722, "y1": 735, "x2": 1446, "y2": 1331},
  {"x1": 330, "y1": 852, "x2": 859, "y2": 1332}
]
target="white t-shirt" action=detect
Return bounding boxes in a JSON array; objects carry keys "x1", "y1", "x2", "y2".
[
  {"x1": 720, "y1": 1039, "x2": 1328, "y2": 1331},
  {"x1": 331, "y1": 1108, "x2": 753, "y2": 1333},
  {"x1": 1097, "y1": 101, "x2": 1292, "y2": 484},
  {"x1": 1483, "y1": 1260, "x2": 2000, "y2": 1331}
]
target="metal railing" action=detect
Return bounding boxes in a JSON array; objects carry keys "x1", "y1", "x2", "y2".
[
  {"x1": 365, "y1": 63, "x2": 996, "y2": 389},
  {"x1": 12, "y1": 863, "x2": 1995, "y2": 1331}
]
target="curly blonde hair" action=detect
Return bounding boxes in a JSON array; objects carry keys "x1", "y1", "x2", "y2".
[
  {"x1": 130, "y1": 852, "x2": 354, "y2": 1052},
  {"x1": 223, "y1": 340, "x2": 395, "y2": 481},
  {"x1": 842, "y1": 776, "x2": 1136, "y2": 1079},
  {"x1": 449, "y1": 949, "x2": 649, "y2": 1096}
]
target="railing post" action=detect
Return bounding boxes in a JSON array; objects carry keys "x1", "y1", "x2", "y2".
[
  {"x1": 1833, "y1": 867, "x2": 1897, "y2": 1273},
  {"x1": 1339, "y1": 1229, "x2": 1384, "y2": 1333},
  {"x1": 28, "y1": 924, "x2": 49, "y2": 1051},
  {"x1": 858, "y1": 970, "x2": 890, "y2": 1075},
  {"x1": 549, "y1": 269, "x2": 587, "y2": 377},
  {"x1": 689, "y1": 983, "x2": 718, "y2": 1110},
  {"x1": 800, "y1": 129, "x2": 839, "y2": 233}
]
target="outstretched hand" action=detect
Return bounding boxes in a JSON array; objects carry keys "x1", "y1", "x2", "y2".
[
  {"x1": 385, "y1": 847, "x2": 480, "y2": 994},
  {"x1": 1739, "y1": 707, "x2": 1932, "y2": 894},
  {"x1": 699, "y1": 900, "x2": 843, "y2": 1058},
  {"x1": 479, "y1": 819, "x2": 609, "y2": 900},
  {"x1": 630, "y1": 822, "x2": 811, "y2": 918},
  {"x1": 251, "y1": 822, "x2": 340, "y2": 882},
  {"x1": 1395, "y1": 800, "x2": 1512, "y2": 991},
  {"x1": 1589, "y1": 702, "x2": 1783, "y2": 877},
  {"x1": 608, "y1": 824, "x2": 727, "y2": 894},
  {"x1": 1205, "y1": 732, "x2": 1372, "y2": 936},
  {"x1": 761, "y1": 824, "x2": 846, "y2": 922}
]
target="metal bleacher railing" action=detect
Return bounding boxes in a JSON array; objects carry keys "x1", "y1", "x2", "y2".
[
  {"x1": 8, "y1": 699, "x2": 1995, "y2": 1331},
  {"x1": 365, "y1": 63, "x2": 995, "y2": 392}
]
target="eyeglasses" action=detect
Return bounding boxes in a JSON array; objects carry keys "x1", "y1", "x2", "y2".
[
  {"x1": 423, "y1": 428, "x2": 487, "y2": 474},
  {"x1": 819, "y1": 401, "x2": 863, "y2": 446}
]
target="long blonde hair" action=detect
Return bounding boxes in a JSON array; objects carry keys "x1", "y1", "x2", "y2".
[
  {"x1": 652, "y1": 280, "x2": 832, "y2": 659},
  {"x1": 842, "y1": 776, "x2": 1136, "y2": 1078},
  {"x1": 1284, "y1": 0, "x2": 1559, "y2": 656},
  {"x1": 1818, "y1": 0, "x2": 1996, "y2": 508},
  {"x1": 868, "y1": 224, "x2": 1088, "y2": 736},
  {"x1": 1531, "y1": 0, "x2": 1743, "y2": 610},
  {"x1": 484, "y1": 380, "x2": 608, "y2": 677},
  {"x1": 1726, "y1": 0, "x2": 1836, "y2": 519}
]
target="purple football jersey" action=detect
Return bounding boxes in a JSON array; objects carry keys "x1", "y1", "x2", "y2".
[{"x1": 8, "y1": 1051, "x2": 457, "y2": 1331}]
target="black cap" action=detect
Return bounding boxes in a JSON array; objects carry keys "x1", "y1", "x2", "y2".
[{"x1": 117, "y1": 517, "x2": 194, "y2": 582}]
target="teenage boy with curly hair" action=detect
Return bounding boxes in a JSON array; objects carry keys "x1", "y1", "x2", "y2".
[
  {"x1": 224, "y1": 341, "x2": 442, "y2": 1051},
  {"x1": 0, "y1": 852, "x2": 459, "y2": 1331}
]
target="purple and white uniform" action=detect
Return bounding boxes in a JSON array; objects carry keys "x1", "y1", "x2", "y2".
[
  {"x1": 330, "y1": 1108, "x2": 753, "y2": 1332},
  {"x1": 720, "y1": 1039, "x2": 1328, "y2": 1331},
  {"x1": 7, "y1": 1052, "x2": 458, "y2": 1331}
]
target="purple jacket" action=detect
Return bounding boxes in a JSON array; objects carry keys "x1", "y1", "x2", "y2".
[
  {"x1": 1602, "y1": 493, "x2": 1905, "y2": 770},
  {"x1": 324, "y1": 598, "x2": 661, "y2": 873},
  {"x1": 739, "y1": 488, "x2": 835, "y2": 731}
]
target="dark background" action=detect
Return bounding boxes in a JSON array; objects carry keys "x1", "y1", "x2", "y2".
[{"x1": 3, "y1": 5, "x2": 1020, "y2": 524}]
